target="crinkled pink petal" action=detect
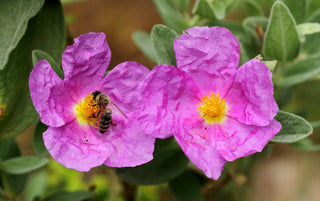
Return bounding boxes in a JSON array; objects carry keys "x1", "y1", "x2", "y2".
[
  {"x1": 31, "y1": 33, "x2": 156, "y2": 171},
  {"x1": 43, "y1": 120, "x2": 112, "y2": 171},
  {"x1": 184, "y1": 69, "x2": 234, "y2": 98},
  {"x1": 214, "y1": 117, "x2": 281, "y2": 161},
  {"x1": 225, "y1": 59, "x2": 279, "y2": 126},
  {"x1": 103, "y1": 116, "x2": 155, "y2": 167},
  {"x1": 29, "y1": 60, "x2": 75, "y2": 127},
  {"x1": 137, "y1": 65, "x2": 201, "y2": 139},
  {"x1": 174, "y1": 26, "x2": 240, "y2": 73},
  {"x1": 175, "y1": 119, "x2": 226, "y2": 180},
  {"x1": 62, "y1": 32, "x2": 111, "y2": 99},
  {"x1": 174, "y1": 26, "x2": 240, "y2": 97},
  {"x1": 100, "y1": 61, "x2": 150, "y2": 114},
  {"x1": 62, "y1": 32, "x2": 111, "y2": 79}
]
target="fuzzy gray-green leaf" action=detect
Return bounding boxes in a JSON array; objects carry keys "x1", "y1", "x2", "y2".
[
  {"x1": 132, "y1": 31, "x2": 157, "y2": 63},
  {"x1": 152, "y1": 0, "x2": 189, "y2": 33},
  {"x1": 116, "y1": 139, "x2": 189, "y2": 185},
  {"x1": 277, "y1": 53, "x2": 320, "y2": 86},
  {"x1": 151, "y1": 24, "x2": 179, "y2": 66},
  {"x1": 263, "y1": 1, "x2": 300, "y2": 62},
  {"x1": 243, "y1": 16, "x2": 268, "y2": 46},
  {"x1": 0, "y1": 0, "x2": 66, "y2": 140},
  {"x1": 296, "y1": 23, "x2": 320, "y2": 41},
  {"x1": 272, "y1": 111, "x2": 313, "y2": 143},
  {"x1": 32, "y1": 49, "x2": 64, "y2": 79},
  {"x1": 42, "y1": 191, "x2": 94, "y2": 201},
  {"x1": 279, "y1": 0, "x2": 307, "y2": 24},
  {"x1": 246, "y1": 0, "x2": 264, "y2": 16},
  {"x1": 33, "y1": 121, "x2": 49, "y2": 156},
  {"x1": 193, "y1": 0, "x2": 226, "y2": 20},
  {"x1": 1, "y1": 156, "x2": 48, "y2": 174},
  {"x1": 0, "y1": 0, "x2": 44, "y2": 70}
]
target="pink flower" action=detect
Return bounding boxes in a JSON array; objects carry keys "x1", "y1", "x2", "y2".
[
  {"x1": 29, "y1": 33, "x2": 155, "y2": 171},
  {"x1": 138, "y1": 26, "x2": 281, "y2": 179}
]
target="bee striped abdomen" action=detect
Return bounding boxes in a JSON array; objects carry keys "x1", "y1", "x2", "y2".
[{"x1": 99, "y1": 108, "x2": 112, "y2": 133}]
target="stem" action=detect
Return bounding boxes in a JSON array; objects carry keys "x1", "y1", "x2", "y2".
[
  {"x1": 310, "y1": 120, "x2": 320, "y2": 130},
  {"x1": 202, "y1": 174, "x2": 231, "y2": 195},
  {"x1": 66, "y1": 25, "x2": 74, "y2": 46},
  {"x1": 0, "y1": 172, "x2": 15, "y2": 201},
  {"x1": 122, "y1": 181, "x2": 137, "y2": 201}
]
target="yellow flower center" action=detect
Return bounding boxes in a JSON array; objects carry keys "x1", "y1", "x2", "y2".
[
  {"x1": 197, "y1": 92, "x2": 227, "y2": 124},
  {"x1": 73, "y1": 93, "x2": 100, "y2": 126}
]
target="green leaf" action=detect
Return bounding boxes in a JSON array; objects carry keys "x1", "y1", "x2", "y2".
[
  {"x1": 0, "y1": 139, "x2": 27, "y2": 196},
  {"x1": 301, "y1": 32, "x2": 320, "y2": 55},
  {"x1": 277, "y1": 53, "x2": 320, "y2": 86},
  {"x1": 263, "y1": 1, "x2": 300, "y2": 62},
  {"x1": 28, "y1": 0, "x2": 66, "y2": 63},
  {"x1": 290, "y1": 138, "x2": 320, "y2": 151},
  {"x1": 0, "y1": 173, "x2": 27, "y2": 196},
  {"x1": 246, "y1": 0, "x2": 264, "y2": 16},
  {"x1": 310, "y1": 120, "x2": 320, "y2": 130},
  {"x1": 42, "y1": 191, "x2": 94, "y2": 201},
  {"x1": 0, "y1": 139, "x2": 20, "y2": 161},
  {"x1": 171, "y1": 0, "x2": 190, "y2": 12},
  {"x1": 307, "y1": 0, "x2": 320, "y2": 18},
  {"x1": 132, "y1": 31, "x2": 157, "y2": 63},
  {"x1": 275, "y1": 87, "x2": 292, "y2": 109},
  {"x1": 32, "y1": 49, "x2": 64, "y2": 79},
  {"x1": 271, "y1": 111, "x2": 313, "y2": 143},
  {"x1": 307, "y1": 8, "x2": 320, "y2": 23},
  {"x1": 169, "y1": 171, "x2": 204, "y2": 201},
  {"x1": 296, "y1": 23, "x2": 320, "y2": 41},
  {"x1": 279, "y1": 0, "x2": 307, "y2": 24},
  {"x1": 25, "y1": 170, "x2": 47, "y2": 201},
  {"x1": 239, "y1": 42, "x2": 250, "y2": 66},
  {"x1": 263, "y1": 60, "x2": 277, "y2": 71},
  {"x1": 225, "y1": 0, "x2": 245, "y2": 13},
  {"x1": 242, "y1": 17, "x2": 268, "y2": 46},
  {"x1": 1, "y1": 156, "x2": 48, "y2": 175},
  {"x1": 0, "y1": 0, "x2": 44, "y2": 70},
  {"x1": 33, "y1": 121, "x2": 49, "y2": 156},
  {"x1": 286, "y1": 80, "x2": 320, "y2": 121},
  {"x1": 0, "y1": 0, "x2": 66, "y2": 140},
  {"x1": 152, "y1": 0, "x2": 189, "y2": 33},
  {"x1": 193, "y1": 0, "x2": 226, "y2": 20},
  {"x1": 116, "y1": 139, "x2": 189, "y2": 185},
  {"x1": 151, "y1": 24, "x2": 179, "y2": 66}
]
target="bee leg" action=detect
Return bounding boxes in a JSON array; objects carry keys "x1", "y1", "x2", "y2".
[
  {"x1": 92, "y1": 110, "x2": 101, "y2": 118},
  {"x1": 91, "y1": 102, "x2": 100, "y2": 107},
  {"x1": 110, "y1": 121, "x2": 116, "y2": 127}
]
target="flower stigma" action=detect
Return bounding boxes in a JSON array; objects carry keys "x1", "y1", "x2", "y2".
[
  {"x1": 197, "y1": 92, "x2": 227, "y2": 124},
  {"x1": 73, "y1": 93, "x2": 100, "y2": 126}
]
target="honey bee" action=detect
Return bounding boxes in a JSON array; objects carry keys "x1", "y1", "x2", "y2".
[{"x1": 92, "y1": 91, "x2": 127, "y2": 133}]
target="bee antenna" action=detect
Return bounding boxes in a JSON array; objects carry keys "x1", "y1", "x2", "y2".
[{"x1": 111, "y1": 102, "x2": 128, "y2": 119}]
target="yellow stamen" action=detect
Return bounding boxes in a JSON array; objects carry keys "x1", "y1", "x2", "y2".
[
  {"x1": 197, "y1": 92, "x2": 227, "y2": 124},
  {"x1": 73, "y1": 93, "x2": 100, "y2": 126}
]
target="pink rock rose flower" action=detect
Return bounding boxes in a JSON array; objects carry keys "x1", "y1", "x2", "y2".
[
  {"x1": 29, "y1": 32, "x2": 155, "y2": 171},
  {"x1": 138, "y1": 26, "x2": 281, "y2": 179}
]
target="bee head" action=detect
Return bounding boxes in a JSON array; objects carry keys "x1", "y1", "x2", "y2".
[
  {"x1": 92, "y1": 91, "x2": 110, "y2": 106},
  {"x1": 92, "y1": 91, "x2": 101, "y2": 100}
]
